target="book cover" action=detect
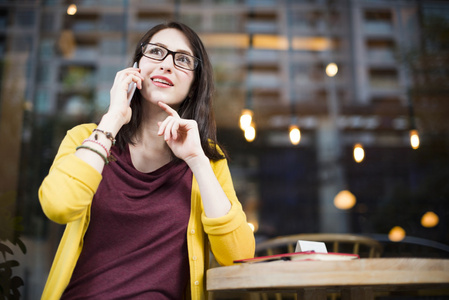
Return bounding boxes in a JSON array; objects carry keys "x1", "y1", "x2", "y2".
[{"x1": 234, "y1": 251, "x2": 359, "y2": 264}]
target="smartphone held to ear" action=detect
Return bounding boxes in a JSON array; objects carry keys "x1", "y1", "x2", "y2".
[{"x1": 127, "y1": 62, "x2": 138, "y2": 105}]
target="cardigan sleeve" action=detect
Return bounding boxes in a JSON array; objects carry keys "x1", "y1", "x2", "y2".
[
  {"x1": 39, "y1": 124, "x2": 102, "y2": 225},
  {"x1": 201, "y1": 156, "x2": 255, "y2": 266}
]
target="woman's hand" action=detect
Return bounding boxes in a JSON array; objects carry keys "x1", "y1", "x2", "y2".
[
  {"x1": 158, "y1": 101, "x2": 233, "y2": 219},
  {"x1": 157, "y1": 101, "x2": 206, "y2": 163},
  {"x1": 108, "y1": 65, "x2": 144, "y2": 127}
]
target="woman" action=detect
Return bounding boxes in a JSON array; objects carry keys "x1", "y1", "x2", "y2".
[{"x1": 39, "y1": 21, "x2": 255, "y2": 299}]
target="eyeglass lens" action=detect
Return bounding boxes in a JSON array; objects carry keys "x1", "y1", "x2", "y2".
[{"x1": 142, "y1": 44, "x2": 198, "y2": 70}]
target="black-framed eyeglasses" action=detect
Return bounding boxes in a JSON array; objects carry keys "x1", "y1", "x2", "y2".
[{"x1": 141, "y1": 43, "x2": 201, "y2": 71}]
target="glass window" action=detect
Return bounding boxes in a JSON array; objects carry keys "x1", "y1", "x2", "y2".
[
  {"x1": 100, "y1": 13, "x2": 124, "y2": 31},
  {"x1": 38, "y1": 39, "x2": 55, "y2": 59},
  {"x1": 100, "y1": 39, "x2": 125, "y2": 56},
  {"x1": 366, "y1": 39, "x2": 395, "y2": 63},
  {"x1": 36, "y1": 64, "x2": 51, "y2": 85},
  {"x1": 60, "y1": 65, "x2": 96, "y2": 89},
  {"x1": 95, "y1": 89, "x2": 110, "y2": 112},
  {"x1": 0, "y1": 10, "x2": 8, "y2": 30},
  {"x1": 0, "y1": 39, "x2": 5, "y2": 57},
  {"x1": 2, "y1": 2, "x2": 449, "y2": 298},
  {"x1": 213, "y1": 14, "x2": 240, "y2": 32},
  {"x1": 98, "y1": 64, "x2": 122, "y2": 84},
  {"x1": 179, "y1": 14, "x2": 202, "y2": 31},
  {"x1": 11, "y1": 35, "x2": 33, "y2": 53},
  {"x1": 35, "y1": 89, "x2": 51, "y2": 113},
  {"x1": 14, "y1": 9, "x2": 35, "y2": 28},
  {"x1": 364, "y1": 10, "x2": 393, "y2": 34},
  {"x1": 369, "y1": 68, "x2": 398, "y2": 90},
  {"x1": 40, "y1": 12, "x2": 55, "y2": 32}
]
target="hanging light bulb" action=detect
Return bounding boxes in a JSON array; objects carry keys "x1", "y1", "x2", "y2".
[
  {"x1": 244, "y1": 123, "x2": 256, "y2": 142},
  {"x1": 334, "y1": 190, "x2": 356, "y2": 210},
  {"x1": 326, "y1": 62, "x2": 338, "y2": 77},
  {"x1": 409, "y1": 129, "x2": 420, "y2": 150},
  {"x1": 388, "y1": 226, "x2": 406, "y2": 242},
  {"x1": 421, "y1": 211, "x2": 439, "y2": 228},
  {"x1": 239, "y1": 109, "x2": 253, "y2": 131},
  {"x1": 353, "y1": 143, "x2": 365, "y2": 163},
  {"x1": 67, "y1": 4, "x2": 77, "y2": 15},
  {"x1": 289, "y1": 125, "x2": 301, "y2": 145}
]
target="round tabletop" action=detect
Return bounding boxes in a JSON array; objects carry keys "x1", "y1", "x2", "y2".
[{"x1": 207, "y1": 258, "x2": 449, "y2": 297}]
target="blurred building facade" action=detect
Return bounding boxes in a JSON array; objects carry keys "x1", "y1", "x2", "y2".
[{"x1": 0, "y1": 0, "x2": 448, "y2": 298}]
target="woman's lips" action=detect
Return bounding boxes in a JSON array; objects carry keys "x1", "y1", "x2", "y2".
[{"x1": 151, "y1": 76, "x2": 174, "y2": 87}]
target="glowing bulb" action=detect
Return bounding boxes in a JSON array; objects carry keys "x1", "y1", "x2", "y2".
[
  {"x1": 334, "y1": 190, "x2": 356, "y2": 210},
  {"x1": 239, "y1": 109, "x2": 253, "y2": 131},
  {"x1": 248, "y1": 222, "x2": 255, "y2": 232},
  {"x1": 388, "y1": 226, "x2": 406, "y2": 242},
  {"x1": 410, "y1": 129, "x2": 420, "y2": 149},
  {"x1": 67, "y1": 4, "x2": 77, "y2": 15},
  {"x1": 353, "y1": 143, "x2": 365, "y2": 163},
  {"x1": 326, "y1": 63, "x2": 338, "y2": 77},
  {"x1": 421, "y1": 211, "x2": 439, "y2": 228},
  {"x1": 289, "y1": 125, "x2": 301, "y2": 145},
  {"x1": 244, "y1": 124, "x2": 256, "y2": 142}
]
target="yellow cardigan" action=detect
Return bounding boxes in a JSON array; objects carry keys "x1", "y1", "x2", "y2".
[{"x1": 38, "y1": 124, "x2": 255, "y2": 300}]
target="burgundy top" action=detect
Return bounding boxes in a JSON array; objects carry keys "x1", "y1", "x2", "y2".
[{"x1": 62, "y1": 145, "x2": 192, "y2": 299}]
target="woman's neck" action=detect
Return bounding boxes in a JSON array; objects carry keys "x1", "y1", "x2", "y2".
[
  {"x1": 135, "y1": 102, "x2": 168, "y2": 149},
  {"x1": 127, "y1": 100, "x2": 176, "y2": 173}
]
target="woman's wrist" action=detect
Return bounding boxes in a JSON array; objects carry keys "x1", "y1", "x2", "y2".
[
  {"x1": 98, "y1": 111, "x2": 126, "y2": 137},
  {"x1": 185, "y1": 153, "x2": 209, "y2": 172}
]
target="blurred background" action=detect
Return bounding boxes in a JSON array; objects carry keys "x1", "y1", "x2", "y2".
[{"x1": 0, "y1": 0, "x2": 448, "y2": 298}]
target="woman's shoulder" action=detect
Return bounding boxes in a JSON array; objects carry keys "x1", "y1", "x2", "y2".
[
  {"x1": 69, "y1": 123, "x2": 97, "y2": 134},
  {"x1": 63, "y1": 123, "x2": 97, "y2": 145},
  {"x1": 207, "y1": 139, "x2": 228, "y2": 161},
  {"x1": 67, "y1": 123, "x2": 97, "y2": 137}
]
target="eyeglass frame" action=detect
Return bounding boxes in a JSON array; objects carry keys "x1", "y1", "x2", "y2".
[{"x1": 140, "y1": 43, "x2": 201, "y2": 71}]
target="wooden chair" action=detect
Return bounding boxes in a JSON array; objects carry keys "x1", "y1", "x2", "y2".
[
  {"x1": 254, "y1": 233, "x2": 383, "y2": 300},
  {"x1": 256, "y1": 233, "x2": 383, "y2": 258}
]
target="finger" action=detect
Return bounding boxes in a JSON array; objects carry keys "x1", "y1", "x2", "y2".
[
  {"x1": 165, "y1": 117, "x2": 178, "y2": 141},
  {"x1": 171, "y1": 120, "x2": 180, "y2": 140},
  {"x1": 158, "y1": 101, "x2": 179, "y2": 117},
  {"x1": 123, "y1": 74, "x2": 143, "y2": 91},
  {"x1": 157, "y1": 118, "x2": 168, "y2": 136},
  {"x1": 158, "y1": 116, "x2": 175, "y2": 138}
]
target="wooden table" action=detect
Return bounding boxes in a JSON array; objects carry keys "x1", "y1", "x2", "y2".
[{"x1": 207, "y1": 258, "x2": 449, "y2": 299}]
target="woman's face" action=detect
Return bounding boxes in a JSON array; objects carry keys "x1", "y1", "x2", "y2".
[{"x1": 138, "y1": 28, "x2": 196, "y2": 109}]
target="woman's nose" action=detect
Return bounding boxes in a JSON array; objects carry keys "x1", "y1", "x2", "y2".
[{"x1": 159, "y1": 54, "x2": 174, "y2": 72}]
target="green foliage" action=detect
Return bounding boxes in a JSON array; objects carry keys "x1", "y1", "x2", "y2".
[{"x1": 0, "y1": 191, "x2": 27, "y2": 300}]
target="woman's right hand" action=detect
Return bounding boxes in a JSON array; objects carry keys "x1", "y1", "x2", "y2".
[{"x1": 107, "y1": 65, "x2": 144, "y2": 127}]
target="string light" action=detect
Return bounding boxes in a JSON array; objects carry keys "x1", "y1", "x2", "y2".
[
  {"x1": 410, "y1": 129, "x2": 420, "y2": 150},
  {"x1": 388, "y1": 226, "x2": 406, "y2": 242},
  {"x1": 239, "y1": 109, "x2": 253, "y2": 131},
  {"x1": 421, "y1": 211, "x2": 439, "y2": 228},
  {"x1": 334, "y1": 190, "x2": 356, "y2": 210},
  {"x1": 289, "y1": 125, "x2": 301, "y2": 145},
  {"x1": 244, "y1": 123, "x2": 256, "y2": 142},
  {"x1": 326, "y1": 62, "x2": 338, "y2": 77},
  {"x1": 67, "y1": 4, "x2": 77, "y2": 15},
  {"x1": 353, "y1": 143, "x2": 365, "y2": 163}
]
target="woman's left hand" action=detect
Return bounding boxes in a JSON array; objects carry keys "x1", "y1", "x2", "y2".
[{"x1": 157, "y1": 101, "x2": 206, "y2": 163}]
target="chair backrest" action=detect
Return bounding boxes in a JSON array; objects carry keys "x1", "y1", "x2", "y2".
[{"x1": 256, "y1": 233, "x2": 383, "y2": 258}]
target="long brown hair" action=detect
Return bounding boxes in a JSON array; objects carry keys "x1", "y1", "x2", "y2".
[{"x1": 115, "y1": 21, "x2": 225, "y2": 161}]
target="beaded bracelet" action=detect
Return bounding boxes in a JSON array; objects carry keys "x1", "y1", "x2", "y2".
[
  {"x1": 83, "y1": 139, "x2": 110, "y2": 157},
  {"x1": 93, "y1": 128, "x2": 116, "y2": 145},
  {"x1": 76, "y1": 145, "x2": 109, "y2": 165}
]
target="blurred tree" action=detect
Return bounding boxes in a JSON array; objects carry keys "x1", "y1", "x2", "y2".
[{"x1": 0, "y1": 191, "x2": 26, "y2": 299}]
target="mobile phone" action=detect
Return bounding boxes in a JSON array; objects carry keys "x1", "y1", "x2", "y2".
[{"x1": 127, "y1": 62, "x2": 138, "y2": 105}]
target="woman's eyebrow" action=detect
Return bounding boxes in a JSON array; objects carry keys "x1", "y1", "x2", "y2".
[{"x1": 152, "y1": 42, "x2": 193, "y2": 55}]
